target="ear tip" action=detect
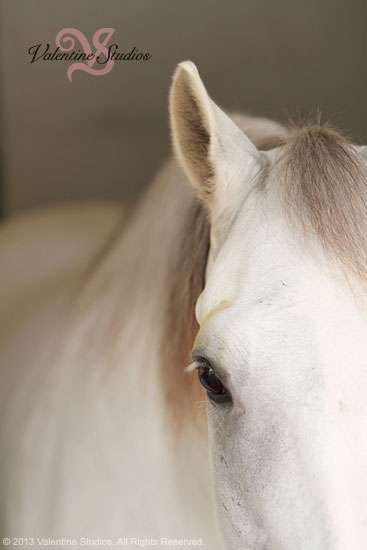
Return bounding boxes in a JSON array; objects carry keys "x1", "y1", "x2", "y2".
[
  {"x1": 169, "y1": 61, "x2": 200, "y2": 106},
  {"x1": 173, "y1": 60, "x2": 199, "y2": 79}
]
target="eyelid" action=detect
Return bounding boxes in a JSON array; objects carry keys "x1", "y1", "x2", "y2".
[{"x1": 191, "y1": 347, "x2": 207, "y2": 363}]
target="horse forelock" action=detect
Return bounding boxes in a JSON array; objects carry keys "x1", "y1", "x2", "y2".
[{"x1": 278, "y1": 123, "x2": 367, "y2": 282}]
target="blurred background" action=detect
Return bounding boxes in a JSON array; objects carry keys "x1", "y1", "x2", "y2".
[{"x1": 1, "y1": 0, "x2": 367, "y2": 217}]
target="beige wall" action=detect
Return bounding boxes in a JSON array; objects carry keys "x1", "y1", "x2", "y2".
[{"x1": 1, "y1": 0, "x2": 367, "y2": 215}]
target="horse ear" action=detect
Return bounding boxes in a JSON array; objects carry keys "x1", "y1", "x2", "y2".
[{"x1": 169, "y1": 61, "x2": 262, "y2": 225}]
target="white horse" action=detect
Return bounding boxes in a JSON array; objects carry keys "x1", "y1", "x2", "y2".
[{"x1": 1, "y1": 61, "x2": 367, "y2": 550}]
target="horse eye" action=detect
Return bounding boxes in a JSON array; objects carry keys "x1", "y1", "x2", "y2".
[{"x1": 197, "y1": 362, "x2": 227, "y2": 396}]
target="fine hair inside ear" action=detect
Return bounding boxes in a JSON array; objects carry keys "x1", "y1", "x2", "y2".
[{"x1": 169, "y1": 62, "x2": 216, "y2": 200}]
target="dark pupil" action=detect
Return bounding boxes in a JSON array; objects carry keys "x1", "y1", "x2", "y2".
[{"x1": 198, "y1": 365, "x2": 225, "y2": 394}]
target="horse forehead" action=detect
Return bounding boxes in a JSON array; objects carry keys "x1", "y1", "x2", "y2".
[
  {"x1": 198, "y1": 210, "x2": 367, "y2": 337},
  {"x1": 198, "y1": 211, "x2": 300, "y2": 322}
]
